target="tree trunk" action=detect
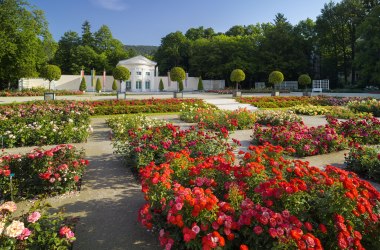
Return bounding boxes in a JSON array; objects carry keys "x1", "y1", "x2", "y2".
[{"x1": 351, "y1": 24, "x2": 356, "y2": 85}]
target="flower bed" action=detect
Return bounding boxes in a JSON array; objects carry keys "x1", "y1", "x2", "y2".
[
  {"x1": 107, "y1": 114, "x2": 168, "y2": 139},
  {"x1": 110, "y1": 123, "x2": 235, "y2": 169},
  {"x1": 348, "y1": 99, "x2": 380, "y2": 117},
  {"x1": 326, "y1": 106, "x2": 373, "y2": 119},
  {"x1": 345, "y1": 144, "x2": 380, "y2": 182},
  {"x1": 237, "y1": 96, "x2": 318, "y2": 108},
  {"x1": 0, "y1": 88, "x2": 84, "y2": 97},
  {"x1": 0, "y1": 201, "x2": 76, "y2": 249},
  {"x1": 252, "y1": 122, "x2": 347, "y2": 157},
  {"x1": 290, "y1": 105, "x2": 330, "y2": 116},
  {"x1": 89, "y1": 98, "x2": 205, "y2": 115},
  {"x1": 0, "y1": 145, "x2": 88, "y2": 200},
  {"x1": 0, "y1": 101, "x2": 92, "y2": 148},
  {"x1": 138, "y1": 143, "x2": 380, "y2": 249},
  {"x1": 236, "y1": 96, "x2": 371, "y2": 108},
  {"x1": 180, "y1": 104, "x2": 256, "y2": 131},
  {"x1": 327, "y1": 117, "x2": 380, "y2": 144},
  {"x1": 255, "y1": 110, "x2": 302, "y2": 126}
]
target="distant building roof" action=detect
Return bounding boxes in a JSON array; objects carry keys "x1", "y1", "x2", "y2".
[{"x1": 117, "y1": 55, "x2": 157, "y2": 67}]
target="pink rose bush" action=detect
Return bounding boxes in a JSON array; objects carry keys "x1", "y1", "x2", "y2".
[
  {"x1": 180, "y1": 103, "x2": 257, "y2": 131},
  {"x1": 252, "y1": 122, "x2": 347, "y2": 157},
  {"x1": 327, "y1": 116, "x2": 380, "y2": 145},
  {"x1": 110, "y1": 121, "x2": 235, "y2": 169},
  {"x1": 0, "y1": 101, "x2": 92, "y2": 148},
  {"x1": 345, "y1": 144, "x2": 380, "y2": 182},
  {"x1": 0, "y1": 144, "x2": 88, "y2": 200},
  {"x1": 0, "y1": 201, "x2": 75, "y2": 248}
]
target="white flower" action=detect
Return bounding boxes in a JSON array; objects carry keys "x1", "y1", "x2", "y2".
[
  {"x1": 4, "y1": 220, "x2": 24, "y2": 238},
  {"x1": 0, "y1": 222, "x2": 5, "y2": 235}
]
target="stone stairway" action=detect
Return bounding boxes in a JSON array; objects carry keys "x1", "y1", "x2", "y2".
[{"x1": 203, "y1": 98, "x2": 258, "y2": 111}]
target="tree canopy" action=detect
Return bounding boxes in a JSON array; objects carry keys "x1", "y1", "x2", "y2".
[
  {"x1": 112, "y1": 66, "x2": 130, "y2": 82},
  {"x1": 268, "y1": 71, "x2": 284, "y2": 86},
  {"x1": 0, "y1": 0, "x2": 55, "y2": 89},
  {"x1": 230, "y1": 69, "x2": 245, "y2": 90},
  {"x1": 40, "y1": 64, "x2": 61, "y2": 90},
  {"x1": 298, "y1": 74, "x2": 312, "y2": 89},
  {"x1": 53, "y1": 21, "x2": 134, "y2": 75}
]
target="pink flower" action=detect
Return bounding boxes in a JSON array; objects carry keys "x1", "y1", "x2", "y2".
[
  {"x1": 59, "y1": 226, "x2": 75, "y2": 241},
  {"x1": 17, "y1": 228, "x2": 32, "y2": 240},
  {"x1": 27, "y1": 211, "x2": 41, "y2": 223},
  {"x1": 192, "y1": 225, "x2": 200, "y2": 234},
  {"x1": 175, "y1": 202, "x2": 183, "y2": 211}
]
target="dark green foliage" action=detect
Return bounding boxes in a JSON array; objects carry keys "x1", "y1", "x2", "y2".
[
  {"x1": 53, "y1": 21, "x2": 132, "y2": 74},
  {"x1": 269, "y1": 71, "x2": 284, "y2": 87},
  {"x1": 112, "y1": 79, "x2": 118, "y2": 91},
  {"x1": 159, "y1": 78, "x2": 164, "y2": 91},
  {"x1": 178, "y1": 80, "x2": 184, "y2": 92},
  {"x1": 356, "y1": 5, "x2": 380, "y2": 87},
  {"x1": 197, "y1": 77, "x2": 204, "y2": 91},
  {"x1": 124, "y1": 45, "x2": 158, "y2": 56},
  {"x1": 298, "y1": 74, "x2": 312, "y2": 89},
  {"x1": 170, "y1": 67, "x2": 186, "y2": 92},
  {"x1": 96, "y1": 78, "x2": 102, "y2": 92},
  {"x1": 0, "y1": 0, "x2": 55, "y2": 89},
  {"x1": 79, "y1": 77, "x2": 87, "y2": 91}
]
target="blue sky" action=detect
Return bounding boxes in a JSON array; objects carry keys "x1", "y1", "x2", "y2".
[{"x1": 29, "y1": 0, "x2": 336, "y2": 46}]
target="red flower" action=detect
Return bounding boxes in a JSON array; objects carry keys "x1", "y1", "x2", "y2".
[
  {"x1": 318, "y1": 224, "x2": 327, "y2": 234},
  {"x1": 304, "y1": 222, "x2": 313, "y2": 231},
  {"x1": 240, "y1": 244, "x2": 249, "y2": 250},
  {"x1": 253, "y1": 226, "x2": 263, "y2": 235}
]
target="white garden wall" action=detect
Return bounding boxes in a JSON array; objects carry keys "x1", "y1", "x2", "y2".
[{"x1": 19, "y1": 75, "x2": 225, "y2": 92}]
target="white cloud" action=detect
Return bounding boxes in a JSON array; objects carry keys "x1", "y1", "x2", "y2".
[{"x1": 91, "y1": 0, "x2": 128, "y2": 11}]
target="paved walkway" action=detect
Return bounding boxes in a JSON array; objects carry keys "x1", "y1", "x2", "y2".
[
  {"x1": 7, "y1": 118, "x2": 160, "y2": 250},
  {"x1": 204, "y1": 98, "x2": 257, "y2": 111}
]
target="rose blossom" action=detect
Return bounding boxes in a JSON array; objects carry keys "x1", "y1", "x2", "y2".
[
  {"x1": 27, "y1": 211, "x2": 41, "y2": 223},
  {"x1": 17, "y1": 228, "x2": 32, "y2": 240},
  {"x1": 4, "y1": 220, "x2": 25, "y2": 238},
  {"x1": 0, "y1": 201, "x2": 17, "y2": 213},
  {"x1": 59, "y1": 226, "x2": 75, "y2": 240}
]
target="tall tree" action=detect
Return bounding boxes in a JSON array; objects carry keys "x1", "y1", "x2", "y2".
[
  {"x1": 355, "y1": 5, "x2": 380, "y2": 86},
  {"x1": 53, "y1": 31, "x2": 81, "y2": 74},
  {"x1": 154, "y1": 31, "x2": 191, "y2": 74},
  {"x1": 81, "y1": 20, "x2": 94, "y2": 48},
  {"x1": 0, "y1": 0, "x2": 53, "y2": 89},
  {"x1": 257, "y1": 14, "x2": 309, "y2": 80}
]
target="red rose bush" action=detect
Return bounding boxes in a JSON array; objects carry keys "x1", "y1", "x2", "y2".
[
  {"x1": 252, "y1": 122, "x2": 347, "y2": 157},
  {"x1": 0, "y1": 145, "x2": 88, "y2": 200}
]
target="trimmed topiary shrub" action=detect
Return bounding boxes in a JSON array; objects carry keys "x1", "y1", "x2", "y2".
[
  {"x1": 159, "y1": 78, "x2": 164, "y2": 91},
  {"x1": 96, "y1": 78, "x2": 102, "y2": 92},
  {"x1": 112, "y1": 79, "x2": 118, "y2": 92},
  {"x1": 269, "y1": 71, "x2": 284, "y2": 89},
  {"x1": 40, "y1": 65, "x2": 61, "y2": 90},
  {"x1": 230, "y1": 69, "x2": 245, "y2": 90},
  {"x1": 298, "y1": 74, "x2": 312, "y2": 90},
  {"x1": 197, "y1": 77, "x2": 204, "y2": 91},
  {"x1": 112, "y1": 66, "x2": 130, "y2": 90},
  {"x1": 178, "y1": 80, "x2": 184, "y2": 92},
  {"x1": 170, "y1": 67, "x2": 186, "y2": 92},
  {"x1": 79, "y1": 77, "x2": 87, "y2": 92}
]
